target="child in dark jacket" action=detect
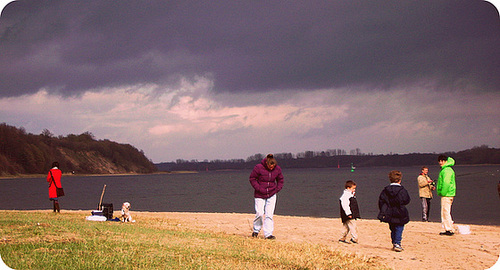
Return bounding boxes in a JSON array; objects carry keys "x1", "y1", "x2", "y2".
[
  {"x1": 339, "y1": 180, "x2": 361, "y2": 244},
  {"x1": 377, "y1": 170, "x2": 411, "y2": 252}
]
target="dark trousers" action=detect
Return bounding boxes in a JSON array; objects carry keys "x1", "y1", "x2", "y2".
[
  {"x1": 421, "y1": 197, "x2": 431, "y2": 221},
  {"x1": 50, "y1": 198, "x2": 60, "y2": 213}
]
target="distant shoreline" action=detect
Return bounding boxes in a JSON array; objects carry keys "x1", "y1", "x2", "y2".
[
  {"x1": 3, "y1": 163, "x2": 499, "y2": 179},
  {"x1": 2, "y1": 163, "x2": 499, "y2": 179}
]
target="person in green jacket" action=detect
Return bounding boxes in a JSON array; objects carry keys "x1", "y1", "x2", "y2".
[{"x1": 437, "y1": 155, "x2": 456, "y2": 235}]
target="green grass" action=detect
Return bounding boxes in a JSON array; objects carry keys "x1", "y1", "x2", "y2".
[{"x1": 0, "y1": 211, "x2": 387, "y2": 269}]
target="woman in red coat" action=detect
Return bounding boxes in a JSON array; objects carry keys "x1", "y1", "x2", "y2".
[{"x1": 47, "y1": 161, "x2": 63, "y2": 213}]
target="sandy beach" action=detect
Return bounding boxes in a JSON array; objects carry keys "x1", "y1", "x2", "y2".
[{"x1": 131, "y1": 211, "x2": 500, "y2": 270}]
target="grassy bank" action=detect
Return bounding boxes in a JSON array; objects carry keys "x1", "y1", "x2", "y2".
[{"x1": 0, "y1": 210, "x2": 387, "y2": 270}]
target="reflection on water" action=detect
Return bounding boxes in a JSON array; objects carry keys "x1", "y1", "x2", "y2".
[{"x1": 1, "y1": 165, "x2": 499, "y2": 225}]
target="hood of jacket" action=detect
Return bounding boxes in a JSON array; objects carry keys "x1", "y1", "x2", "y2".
[
  {"x1": 383, "y1": 184, "x2": 405, "y2": 198},
  {"x1": 381, "y1": 184, "x2": 411, "y2": 207},
  {"x1": 442, "y1": 157, "x2": 455, "y2": 169},
  {"x1": 260, "y1": 158, "x2": 273, "y2": 171}
]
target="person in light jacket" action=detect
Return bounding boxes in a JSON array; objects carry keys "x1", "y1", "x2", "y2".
[
  {"x1": 417, "y1": 166, "x2": 435, "y2": 221},
  {"x1": 46, "y1": 161, "x2": 63, "y2": 213},
  {"x1": 437, "y1": 155, "x2": 456, "y2": 236},
  {"x1": 249, "y1": 154, "x2": 284, "y2": 239}
]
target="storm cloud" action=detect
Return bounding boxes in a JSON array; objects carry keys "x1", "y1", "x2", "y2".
[{"x1": 1, "y1": 0, "x2": 499, "y2": 97}]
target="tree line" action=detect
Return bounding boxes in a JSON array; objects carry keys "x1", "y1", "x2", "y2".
[
  {"x1": 0, "y1": 123, "x2": 157, "y2": 176},
  {"x1": 156, "y1": 145, "x2": 500, "y2": 172}
]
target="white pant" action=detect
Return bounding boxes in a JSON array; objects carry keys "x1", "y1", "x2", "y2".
[
  {"x1": 253, "y1": 194, "x2": 277, "y2": 237},
  {"x1": 441, "y1": 196, "x2": 455, "y2": 232},
  {"x1": 340, "y1": 219, "x2": 358, "y2": 241}
]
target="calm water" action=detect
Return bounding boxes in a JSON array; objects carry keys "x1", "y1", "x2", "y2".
[{"x1": 1, "y1": 165, "x2": 499, "y2": 225}]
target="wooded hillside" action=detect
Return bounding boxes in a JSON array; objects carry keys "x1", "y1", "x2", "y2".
[
  {"x1": 0, "y1": 123, "x2": 157, "y2": 176},
  {"x1": 2, "y1": 123, "x2": 498, "y2": 176}
]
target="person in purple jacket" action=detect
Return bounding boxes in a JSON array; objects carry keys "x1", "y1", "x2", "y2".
[{"x1": 249, "y1": 154, "x2": 284, "y2": 239}]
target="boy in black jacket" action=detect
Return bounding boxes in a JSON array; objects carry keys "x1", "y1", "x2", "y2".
[
  {"x1": 339, "y1": 180, "x2": 361, "y2": 244},
  {"x1": 377, "y1": 170, "x2": 411, "y2": 252}
]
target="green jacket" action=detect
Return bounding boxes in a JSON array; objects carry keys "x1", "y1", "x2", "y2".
[{"x1": 437, "y1": 157, "x2": 456, "y2": 197}]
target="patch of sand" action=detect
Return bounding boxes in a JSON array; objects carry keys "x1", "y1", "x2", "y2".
[{"x1": 134, "y1": 212, "x2": 500, "y2": 270}]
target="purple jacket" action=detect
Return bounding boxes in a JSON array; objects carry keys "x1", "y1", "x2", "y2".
[{"x1": 249, "y1": 159, "x2": 284, "y2": 199}]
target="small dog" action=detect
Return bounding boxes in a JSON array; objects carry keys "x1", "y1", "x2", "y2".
[{"x1": 121, "y1": 202, "x2": 135, "y2": 222}]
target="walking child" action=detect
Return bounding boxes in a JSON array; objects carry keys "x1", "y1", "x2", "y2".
[
  {"x1": 339, "y1": 180, "x2": 361, "y2": 244},
  {"x1": 377, "y1": 170, "x2": 411, "y2": 252}
]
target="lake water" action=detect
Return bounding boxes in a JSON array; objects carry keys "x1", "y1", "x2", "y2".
[{"x1": 1, "y1": 165, "x2": 499, "y2": 226}]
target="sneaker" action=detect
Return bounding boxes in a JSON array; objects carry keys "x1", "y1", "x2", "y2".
[
  {"x1": 439, "y1": 231, "x2": 455, "y2": 236},
  {"x1": 393, "y1": 244, "x2": 404, "y2": 252},
  {"x1": 265, "y1": 235, "x2": 276, "y2": 240},
  {"x1": 350, "y1": 239, "x2": 358, "y2": 244},
  {"x1": 338, "y1": 239, "x2": 350, "y2": 244},
  {"x1": 251, "y1": 232, "x2": 258, "y2": 238}
]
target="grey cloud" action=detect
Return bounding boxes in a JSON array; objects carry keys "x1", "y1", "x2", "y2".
[{"x1": 0, "y1": 0, "x2": 499, "y2": 98}]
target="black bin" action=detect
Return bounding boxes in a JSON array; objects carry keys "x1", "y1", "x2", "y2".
[{"x1": 101, "y1": 203, "x2": 113, "y2": 220}]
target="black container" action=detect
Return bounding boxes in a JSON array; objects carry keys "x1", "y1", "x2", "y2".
[{"x1": 101, "y1": 203, "x2": 113, "y2": 220}]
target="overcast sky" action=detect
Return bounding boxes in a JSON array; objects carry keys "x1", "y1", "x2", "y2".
[{"x1": 1, "y1": 0, "x2": 499, "y2": 163}]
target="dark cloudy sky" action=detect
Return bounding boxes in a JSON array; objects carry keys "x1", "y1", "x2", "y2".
[{"x1": 1, "y1": 0, "x2": 499, "y2": 162}]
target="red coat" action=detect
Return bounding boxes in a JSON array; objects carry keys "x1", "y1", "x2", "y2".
[{"x1": 47, "y1": 168, "x2": 62, "y2": 199}]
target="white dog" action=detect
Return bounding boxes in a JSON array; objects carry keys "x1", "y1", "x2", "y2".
[{"x1": 121, "y1": 202, "x2": 135, "y2": 222}]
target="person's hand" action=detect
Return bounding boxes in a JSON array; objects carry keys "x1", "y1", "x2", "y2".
[{"x1": 348, "y1": 215, "x2": 353, "y2": 219}]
